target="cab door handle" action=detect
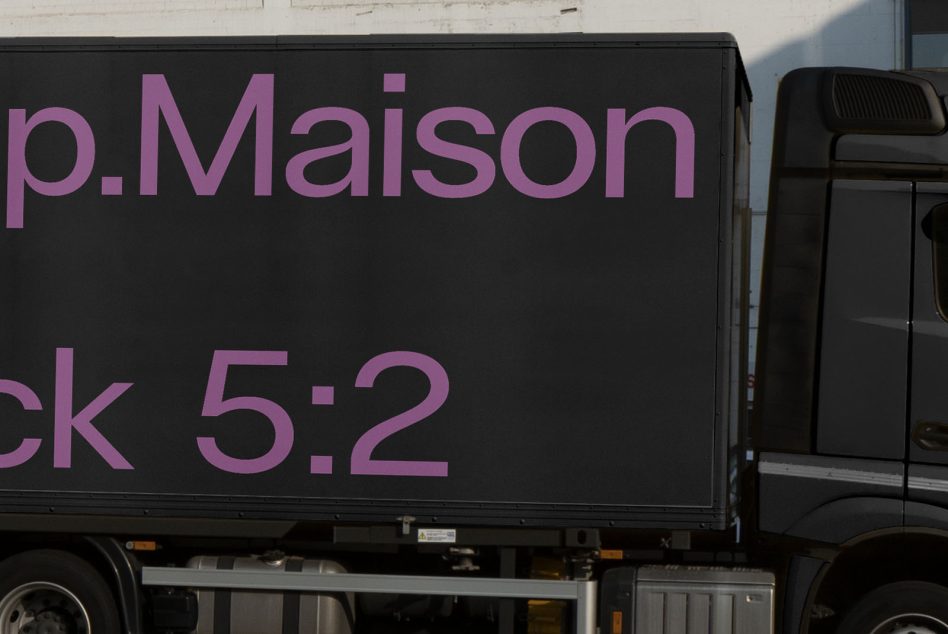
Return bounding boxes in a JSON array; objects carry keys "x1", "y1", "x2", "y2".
[{"x1": 913, "y1": 421, "x2": 948, "y2": 451}]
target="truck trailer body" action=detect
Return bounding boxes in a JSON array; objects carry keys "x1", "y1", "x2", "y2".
[{"x1": 0, "y1": 34, "x2": 945, "y2": 634}]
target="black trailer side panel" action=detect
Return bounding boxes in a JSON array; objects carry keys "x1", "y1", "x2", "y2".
[{"x1": 0, "y1": 36, "x2": 742, "y2": 528}]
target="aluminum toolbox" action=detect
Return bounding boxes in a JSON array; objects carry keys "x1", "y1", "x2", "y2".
[
  {"x1": 187, "y1": 555, "x2": 354, "y2": 634},
  {"x1": 602, "y1": 566, "x2": 774, "y2": 634}
]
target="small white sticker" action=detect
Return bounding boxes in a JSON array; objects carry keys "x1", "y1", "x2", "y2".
[{"x1": 417, "y1": 528, "x2": 457, "y2": 544}]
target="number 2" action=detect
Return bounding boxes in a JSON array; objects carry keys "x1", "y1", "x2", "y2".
[{"x1": 351, "y1": 351, "x2": 449, "y2": 477}]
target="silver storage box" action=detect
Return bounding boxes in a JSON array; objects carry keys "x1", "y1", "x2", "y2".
[
  {"x1": 602, "y1": 566, "x2": 774, "y2": 634},
  {"x1": 187, "y1": 555, "x2": 354, "y2": 634},
  {"x1": 636, "y1": 567, "x2": 774, "y2": 634}
]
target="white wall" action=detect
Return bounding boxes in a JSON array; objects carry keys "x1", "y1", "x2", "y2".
[{"x1": 0, "y1": 0, "x2": 906, "y2": 376}]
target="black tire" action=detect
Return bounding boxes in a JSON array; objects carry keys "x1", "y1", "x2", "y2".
[
  {"x1": 0, "y1": 549, "x2": 120, "y2": 634},
  {"x1": 836, "y1": 581, "x2": 948, "y2": 634}
]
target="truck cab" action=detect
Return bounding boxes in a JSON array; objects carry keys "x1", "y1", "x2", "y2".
[{"x1": 756, "y1": 67, "x2": 948, "y2": 633}]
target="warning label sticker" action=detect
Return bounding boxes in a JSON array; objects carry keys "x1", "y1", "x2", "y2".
[{"x1": 417, "y1": 529, "x2": 457, "y2": 544}]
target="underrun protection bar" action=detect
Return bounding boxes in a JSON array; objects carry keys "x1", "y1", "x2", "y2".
[{"x1": 142, "y1": 567, "x2": 598, "y2": 634}]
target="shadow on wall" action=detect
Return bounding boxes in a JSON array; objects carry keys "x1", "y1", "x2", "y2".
[
  {"x1": 742, "y1": 0, "x2": 899, "y2": 212},
  {"x1": 740, "y1": 0, "x2": 897, "y2": 378}
]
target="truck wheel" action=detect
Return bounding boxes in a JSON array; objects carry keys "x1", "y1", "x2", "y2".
[
  {"x1": 0, "y1": 550, "x2": 120, "y2": 634},
  {"x1": 836, "y1": 581, "x2": 948, "y2": 634}
]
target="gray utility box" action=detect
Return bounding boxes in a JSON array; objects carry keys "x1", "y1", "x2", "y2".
[
  {"x1": 601, "y1": 566, "x2": 774, "y2": 634},
  {"x1": 187, "y1": 555, "x2": 354, "y2": 634}
]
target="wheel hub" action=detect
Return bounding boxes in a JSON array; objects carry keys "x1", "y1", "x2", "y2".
[
  {"x1": 0, "y1": 583, "x2": 89, "y2": 634},
  {"x1": 872, "y1": 613, "x2": 948, "y2": 634}
]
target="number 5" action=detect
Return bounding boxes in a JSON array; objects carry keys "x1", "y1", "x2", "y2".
[{"x1": 198, "y1": 350, "x2": 294, "y2": 474}]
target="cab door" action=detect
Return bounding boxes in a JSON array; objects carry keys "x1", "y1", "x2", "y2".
[{"x1": 908, "y1": 183, "x2": 948, "y2": 515}]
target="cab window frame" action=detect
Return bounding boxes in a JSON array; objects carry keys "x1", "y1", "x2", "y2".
[
  {"x1": 907, "y1": 0, "x2": 948, "y2": 69},
  {"x1": 933, "y1": 205, "x2": 948, "y2": 322}
]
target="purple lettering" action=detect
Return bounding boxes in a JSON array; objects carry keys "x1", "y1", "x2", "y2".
[
  {"x1": 53, "y1": 348, "x2": 133, "y2": 470},
  {"x1": 2, "y1": 71, "x2": 697, "y2": 225},
  {"x1": 286, "y1": 108, "x2": 370, "y2": 197},
  {"x1": 605, "y1": 107, "x2": 695, "y2": 198},
  {"x1": 6, "y1": 108, "x2": 95, "y2": 229},
  {"x1": 383, "y1": 73, "x2": 405, "y2": 197},
  {"x1": 500, "y1": 107, "x2": 595, "y2": 199},
  {"x1": 140, "y1": 73, "x2": 274, "y2": 196},
  {"x1": 351, "y1": 351, "x2": 449, "y2": 477},
  {"x1": 198, "y1": 350, "x2": 294, "y2": 475},
  {"x1": 0, "y1": 380, "x2": 43, "y2": 468},
  {"x1": 412, "y1": 107, "x2": 496, "y2": 198},
  {"x1": 101, "y1": 176, "x2": 123, "y2": 196}
]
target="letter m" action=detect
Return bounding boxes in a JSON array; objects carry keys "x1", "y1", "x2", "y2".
[{"x1": 140, "y1": 74, "x2": 274, "y2": 196}]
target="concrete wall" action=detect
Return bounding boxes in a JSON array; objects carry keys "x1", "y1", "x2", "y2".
[{"x1": 0, "y1": 0, "x2": 906, "y2": 377}]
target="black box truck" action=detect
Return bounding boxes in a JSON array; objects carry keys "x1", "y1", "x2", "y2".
[{"x1": 0, "y1": 34, "x2": 946, "y2": 634}]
